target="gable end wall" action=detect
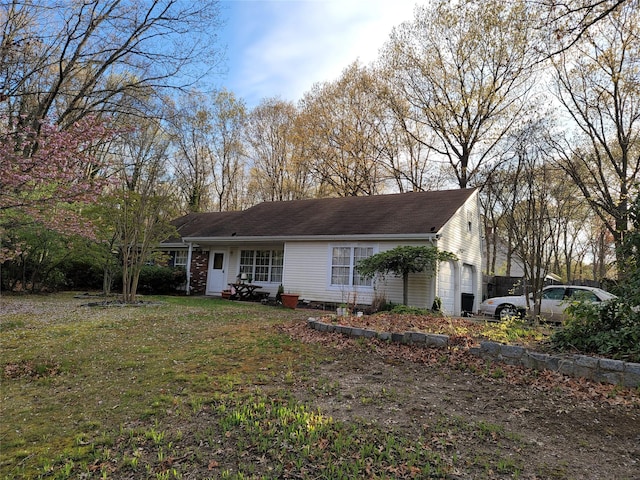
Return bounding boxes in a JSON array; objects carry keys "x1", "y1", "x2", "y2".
[{"x1": 436, "y1": 191, "x2": 483, "y2": 315}]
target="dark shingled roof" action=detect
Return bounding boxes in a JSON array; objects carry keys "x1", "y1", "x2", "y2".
[
  {"x1": 166, "y1": 211, "x2": 241, "y2": 243},
  {"x1": 173, "y1": 188, "x2": 476, "y2": 239}
]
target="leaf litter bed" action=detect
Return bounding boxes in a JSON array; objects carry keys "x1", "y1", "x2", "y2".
[
  {"x1": 81, "y1": 300, "x2": 163, "y2": 307},
  {"x1": 279, "y1": 313, "x2": 640, "y2": 480}
]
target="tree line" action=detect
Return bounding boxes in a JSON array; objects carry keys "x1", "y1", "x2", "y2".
[{"x1": 1, "y1": 0, "x2": 638, "y2": 303}]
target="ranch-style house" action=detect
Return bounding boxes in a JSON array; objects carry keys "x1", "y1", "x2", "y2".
[{"x1": 161, "y1": 188, "x2": 482, "y2": 316}]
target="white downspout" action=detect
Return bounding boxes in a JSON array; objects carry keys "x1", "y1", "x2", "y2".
[
  {"x1": 431, "y1": 236, "x2": 439, "y2": 309},
  {"x1": 185, "y1": 242, "x2": 193, "y2": 295}
]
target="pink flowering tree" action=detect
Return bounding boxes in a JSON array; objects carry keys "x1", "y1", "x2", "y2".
[{"x1": 0, "y1": 117, "x2": 112, "y2": 262}]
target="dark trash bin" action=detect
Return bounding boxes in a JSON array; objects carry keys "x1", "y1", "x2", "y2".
[{"x1": 461, "y1": 293, "x2": 475, "y2": 316}]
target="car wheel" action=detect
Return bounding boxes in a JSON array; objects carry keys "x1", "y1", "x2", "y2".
[{"x1": 496, "y1": 304, "x2": 519, "y2": 320}]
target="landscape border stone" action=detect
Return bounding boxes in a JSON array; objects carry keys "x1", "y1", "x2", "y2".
[{"x1": 306, "y1": 318, "x2": 640, "y2": 388}]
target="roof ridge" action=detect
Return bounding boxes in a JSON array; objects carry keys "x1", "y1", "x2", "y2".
[{"x1": 173, "y1": 188, "x2": 477, "y2": 239}]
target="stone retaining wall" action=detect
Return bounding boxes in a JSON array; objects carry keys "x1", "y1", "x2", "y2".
[{"x1": 307, "y1": 318, "x2": 640, "y2": 388}]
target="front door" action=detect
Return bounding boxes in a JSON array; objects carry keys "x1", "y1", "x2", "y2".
[{"x1": 207, "y1": 251, "x2": 227, "y2": 294}]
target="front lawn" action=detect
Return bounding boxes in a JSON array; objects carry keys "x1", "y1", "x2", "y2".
[{"x1": 1, "y1": 294, "x2": 638, "y2": 479}]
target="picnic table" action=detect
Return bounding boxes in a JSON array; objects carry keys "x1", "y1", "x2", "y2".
[{"x1": 229, "y1": 283, "x2": 263, "y2": 301}]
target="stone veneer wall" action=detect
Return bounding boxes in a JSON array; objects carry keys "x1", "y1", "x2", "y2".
[
  {"x1": 189, "y1": 250, "x2": 209, "y2": 294},
  {"x1": 306, "y1": 318, "x2": 640, "y2": 388}
]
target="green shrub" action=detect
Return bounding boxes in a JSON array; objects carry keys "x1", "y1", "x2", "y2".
[
  {"x1": 59, "y1": 258, "x2": 109, "y2": 290},
  {"x1": 431, "y1": 296, "x2": 442, "y2": 312},
  {"x1": 389, "y1": 304, "x2": 432, "y2": 316},
  {"x1": 136, "y1": 265, "x2": 187, "y2": 294},
  {"x1": 482, "y1": 317, "x2": 545, "y2": 344},
  {"x1": 551, "y1": 297, "x2": 640, "y2": 362}
]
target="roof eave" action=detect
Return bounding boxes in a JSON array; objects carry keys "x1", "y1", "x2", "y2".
[
  {"x1": 182, "y1": 233, "x2": 440, "y2": 243},
  {"x1": 160, "y1": 242, "x2": 188, "y2": 248}
]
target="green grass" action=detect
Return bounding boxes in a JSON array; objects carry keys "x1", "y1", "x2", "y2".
[
  {"x1": 1, "y1": 294, "x2": 530, "y2": 479},
  {"x1": 480, "y1": 316, "x2": 548, "y2": 345}
]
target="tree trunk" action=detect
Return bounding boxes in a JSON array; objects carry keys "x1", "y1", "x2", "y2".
[
  {"x1": 102, "y1": 268, "x2": 112, "y2": 297},
  {"x1": 402, "y1": 272, "x2": 409, "y2": 305}
]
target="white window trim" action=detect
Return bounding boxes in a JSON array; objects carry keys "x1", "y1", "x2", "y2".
[
  {"x1": 173, "y1": 250, "x2": 188, "y2": 267},
  {"x1": 239, "y1": 249, "x2": 284, "y2": 284},
  {"x1": 327, "y1": 243, "x2": 377, "y2": 291}
]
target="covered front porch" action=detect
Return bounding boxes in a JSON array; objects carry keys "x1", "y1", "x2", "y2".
[{"x1": 184, "y1": 241, "x2": 286, "y2": 298}]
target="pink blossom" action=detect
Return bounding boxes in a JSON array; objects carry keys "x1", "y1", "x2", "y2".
[{"x1": 1, "y1": 116, "x2": 115, "y2": 246}]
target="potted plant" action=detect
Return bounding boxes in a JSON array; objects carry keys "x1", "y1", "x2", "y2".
[{"x1": 280, "y1": 291, "x2": 299, "y2": 309}]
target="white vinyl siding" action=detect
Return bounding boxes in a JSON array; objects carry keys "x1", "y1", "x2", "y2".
[
  {"x1": 281, "y1": 242, "x2": 376, "y2": 304},
  {"x1": 282, "y1": 241, "x2": 438, "y2": 307},
  {"x1": 435, "y1": 191, "x2": 483, "y2": 315},
  {"x1": 283, "y1": 242, "x2": 333, "y2": 300}
]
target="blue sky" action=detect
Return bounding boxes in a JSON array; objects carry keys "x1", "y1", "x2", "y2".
[{"x1": 216, "y1": 0, "x2": 419, "y2": 108}]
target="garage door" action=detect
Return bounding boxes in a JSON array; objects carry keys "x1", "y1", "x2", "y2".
[
  {"x1": 461, "y1": 264, "x2": 474, "y2": 294},
  {"x1": 438, "y1": 261, "x2": 455, "y2": 315}
]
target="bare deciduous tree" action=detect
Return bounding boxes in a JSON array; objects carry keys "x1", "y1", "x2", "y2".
[
  {"x1": 208, "y1": 90, "x2": 247, "y2": 211},
  {"x1": 167, "y1": 91, "x2": 214, "y2": 213},
  {"x1": 0, "y1": 0, "x2": 222, "y2": 130},
  {"x1": 107, "y1": 114, "x2": 177, "y2": 303},
  {"x1": 494, "y1": 119, "x2": 561, "y2": 317},
  {"x1": 371, "y1": 75, "x2": 449, "y2": 193},
  {"x1": 297, "y1": 62, "x2": 387, "y2": 197},
  {"x1": 244, "y1": 98, "x2": 311, "y2": 202},
  {"x1": 551, "y1": 1, "x2": 640, "y2": 269},
  {"x1": 381, "y1": 0, "x2": 541, "y2": 189},
  {"x1": 536, "y1": 0, "x2": 630, "y2": 56}
]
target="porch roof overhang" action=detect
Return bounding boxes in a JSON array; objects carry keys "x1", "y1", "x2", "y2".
[{"x1": 161, "y1": 242, "x2": 189, "y2": 248}]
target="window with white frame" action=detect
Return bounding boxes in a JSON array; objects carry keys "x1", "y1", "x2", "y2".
[
  {"x1": 173, "y1": 250, "x2": 188, "y2": 267},
  {"x1": 239, "y1": 249, "x2": 284, "y2": 283},
  {"x1": 331, "y1": 246, "x2": 374, "y2": 287}
]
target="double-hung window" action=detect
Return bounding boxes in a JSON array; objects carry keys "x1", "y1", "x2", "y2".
[
  {"x1": 173, "y1": 250, "x2": 188, "y2": 267},
  {"x1": 331, "y1": 246, "x2": 373, "y2": 287},
  {"x1": 239, "y1": 249, "x2": 283, "y2": 283}
]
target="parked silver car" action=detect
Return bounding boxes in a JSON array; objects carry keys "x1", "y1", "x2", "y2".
[{"x1": 478, "y1": 285, "x2": 616, "y2": 322}]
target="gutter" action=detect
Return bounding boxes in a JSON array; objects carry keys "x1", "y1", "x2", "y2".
[
  {"x1": 161, "y1": 242, "x2": 189, "y2": 248},
  {"x1": 182, "y1": 233, "x2": 441, "y2": 243},
  {"x1": 185, "y1": 241, "x2": 194, "y2": 295}
]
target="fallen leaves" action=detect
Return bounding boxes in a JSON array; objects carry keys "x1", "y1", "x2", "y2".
[
  {"x1": 280, "y1": 317, "x2": 640, "y2": 408},
  {"x1": 2, "y1": 359, "x2": 62, "y2": 379}
]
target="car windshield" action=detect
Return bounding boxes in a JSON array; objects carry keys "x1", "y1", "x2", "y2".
[
  {"x1": 567, "y1": 289, "x2": 599, "y2": 302},
  {"x1": 591, "y1": 288, "x2": 617, "y2": 301}
]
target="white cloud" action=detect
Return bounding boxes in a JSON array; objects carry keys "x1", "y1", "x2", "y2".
[{"x1": 219, "y1": 0, "x2": 418, "y2": 107}]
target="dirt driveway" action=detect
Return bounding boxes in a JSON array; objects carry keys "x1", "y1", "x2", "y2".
[{"x1": 283, "y1": 319, "x2": 640, "y2": 480}]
